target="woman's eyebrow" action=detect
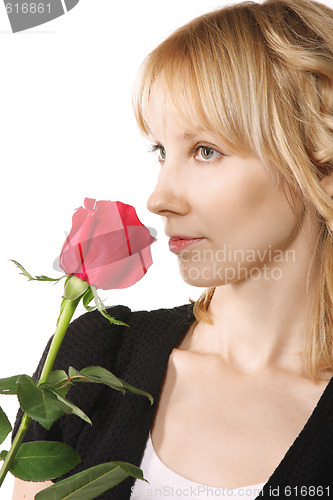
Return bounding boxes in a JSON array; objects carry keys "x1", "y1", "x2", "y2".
[
  {"x1": 181, "y1": 132, "x2": 196, "y2": 139},
  {"x1": 179, "y1": 131, "x2": 205, "y2": 140},
  {"x1": 148, "y1": 132, "x2": 200, "y2": 143}
]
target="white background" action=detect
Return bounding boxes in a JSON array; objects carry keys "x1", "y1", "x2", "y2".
[
  {"x1": 0, "y1": 0, "x2": 226, "y2": 496},
  {"x1": 1, "y1": 0, "x2": 332, "y2": 497}
]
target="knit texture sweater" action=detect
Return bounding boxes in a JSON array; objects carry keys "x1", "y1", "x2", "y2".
[{"x1": 14, "y1": 303, "x2": 333, "y2": 499}]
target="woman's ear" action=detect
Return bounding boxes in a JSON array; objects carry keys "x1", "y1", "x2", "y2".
[{"x1": 319, "y1": 172, "x2": 333, "y2": 199}]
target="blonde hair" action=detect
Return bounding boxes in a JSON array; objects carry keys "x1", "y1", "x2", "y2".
[{"x1": 133, "y1": 0, "x2": 333, "y2": 379}]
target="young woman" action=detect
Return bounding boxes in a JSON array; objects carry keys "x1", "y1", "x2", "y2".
[{"x1": 13, "y1": 0, "x2": 333, "y2": 498}]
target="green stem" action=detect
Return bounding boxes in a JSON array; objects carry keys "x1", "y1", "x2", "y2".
[
  {"x1": 0, "y1": 296, "x2": 80, "y2": 487},
  {"x1": 0, "y1": 414, "x2": 31, "y2": 487},
  {"x1": 38, "y1": 298, "x2": 80, "y2": 385}
]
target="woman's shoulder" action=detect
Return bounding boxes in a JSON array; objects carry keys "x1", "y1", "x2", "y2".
[
  {"x1": 67, "y1": 301, "x2": 195, "y2": 339},
  {"x1": 13, "y1": 302, "x2": 195, "y2": 458},
  {"x1": 123, "y1": 301, "x2": 195, "y2": 331},
  {"x1": 49, "y1": 301, "x2": 195, "y2": 372}
]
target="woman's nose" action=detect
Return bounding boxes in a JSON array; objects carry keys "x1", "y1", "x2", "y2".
[{"x1": 147, "y1": 166, "x2": 190, "y2": 216}]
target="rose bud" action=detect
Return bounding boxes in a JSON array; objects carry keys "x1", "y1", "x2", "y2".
[{"x1": 59, "y1": 198, "x2": 156, "y2": 290}]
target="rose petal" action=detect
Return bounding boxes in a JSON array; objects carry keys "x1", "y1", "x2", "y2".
[{"x1": 59, "y1": 199, "x2": 156, "y2": 289}]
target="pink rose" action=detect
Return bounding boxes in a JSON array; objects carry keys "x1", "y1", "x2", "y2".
[{"x1": 59, "y1": 198, "x2": 156, "y2": 290}]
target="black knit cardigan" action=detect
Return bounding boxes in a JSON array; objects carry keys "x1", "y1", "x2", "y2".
[{"x1": 14, "y1": 303, "x2": 333, "y2": 499}]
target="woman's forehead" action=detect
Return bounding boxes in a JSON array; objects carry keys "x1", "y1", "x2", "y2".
[{"x1": 146, "y1": 80, "x2": 206, "y2": 138}]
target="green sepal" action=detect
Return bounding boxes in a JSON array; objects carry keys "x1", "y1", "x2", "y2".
[
  {"x1": 0, "y1": 441, "x2": 80, "y2": 481},
  {"x1": 91, "y1": 286, "x2": 129, "y2": 327},
  {"x1": 82, "y1": 287, "x2": 94, "y2": 311},
  {"x1": 64, "y1": 275, "x2": 72, "y2": 286},
  {"x1": 83, "y1": 284, "x2": 130, "y2": 326},
  {"x1": 0, "y1": 407, "x2": 12, "y2": 445},
  {"x1": 35, "y1": 460, "x2": 147, "y2": 500},
  {"x1": 99, "y1": 308, "x2": 130, "y2": 327},
  {"x1": 10, "y1": 260, "x2": 66, "y2": 283},
  {"x1": 17, "y1": 375, "x2": 71, "y2": 430},
  {"x1": 0, "y1": 375, "x2": 22, "y2": 395},
  {"x1": 64, "y1": 276, "x2": 89, "y2": 301}
]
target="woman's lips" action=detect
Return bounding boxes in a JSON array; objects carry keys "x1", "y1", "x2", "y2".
[{"x1": 168, "y1": 236, "x2": 204, "y2": 253}]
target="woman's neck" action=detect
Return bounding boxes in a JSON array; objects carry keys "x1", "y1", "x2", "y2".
[{"x1": 193, "y1": 226, "x2": 321, "y2": 376}]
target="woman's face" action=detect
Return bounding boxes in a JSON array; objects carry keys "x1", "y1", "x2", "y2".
[{"x1": 146, "y1": 83, "x2": 307, "y2": 287}]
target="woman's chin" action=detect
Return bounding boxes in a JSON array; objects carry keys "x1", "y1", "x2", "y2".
[{"x1": 179, "y1": 269, "x2": 229, "y2": 288}]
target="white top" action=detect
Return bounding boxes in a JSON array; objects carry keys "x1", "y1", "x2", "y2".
[{"x1": 130, "y1": 433, "x2": 266, "y2": 499}]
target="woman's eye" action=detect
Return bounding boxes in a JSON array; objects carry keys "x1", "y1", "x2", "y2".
[
  {"x1": 157, "y1": 146, "x2": 166, "y2": 161},
  {"x1": 194, "y1": 146, "x2": 220, "y2": 162},
  {"x1": 149, "y1": 144, "x2": 166, "y2": 162}
]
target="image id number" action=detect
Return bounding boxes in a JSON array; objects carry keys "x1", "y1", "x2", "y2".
[
  {"x1": 284, "y1": 486, "x2": 330, "y2": 496},
  {"x1": 5, "y1": 3, "x2": 51, "y2": 14}
]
